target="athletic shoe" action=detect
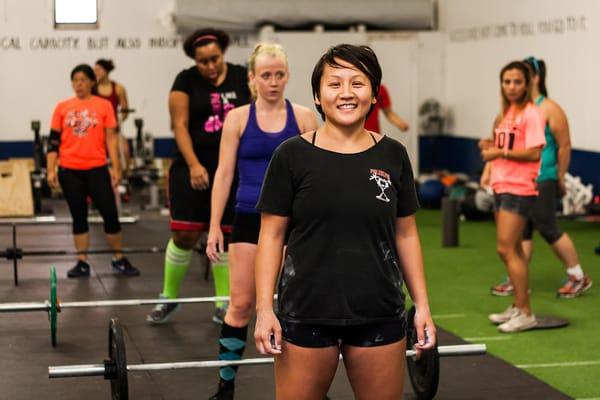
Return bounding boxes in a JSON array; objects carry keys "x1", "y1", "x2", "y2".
[
  {"x1": 595, "y1": 243, "x2": 600, "y2": 255},
  {"x1": 490, "y1": 276, "x2": 514, "y2": 296},
  {"x1": 208, "y1": 386, "x2": 234, "y2": 400},
  {"x1": 67, "y1": 260, "x2": 91, "y2": 278},
  {"x1": 490, "y1": 277, "x2": 532, "y2": 296},
  {"x1": 146, "y1": 297, "x2": 180, "y2": 324},
  {"x1": 111, "y1": 257, "x2": 140, "y2": 277},
  {"x1": 488, "y1": 304, "x2": 519, "y2": 325},
  {"x1": 497, "y1": 310, "x2": 537, "y2": 333},
  {"x1": 557, "y1": 275, "x2": 592, "y2": 298},
  {"x1": 212, "y1": 307, "x2": 227, "y2": 325}
]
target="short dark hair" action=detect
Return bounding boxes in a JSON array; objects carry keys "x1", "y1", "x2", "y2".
[
  {"x1": 95, "y1": 58, "x2": 115, "y2": 73},
  {"x1": 71, "y1": 64, "x2": 96, "y2": 82},
  {"x1": 311, "y1": 44, "x2": 382, "y2": 120},
  {"x1": 183, "y1": 28, "x2": 230, "y2": 59}
]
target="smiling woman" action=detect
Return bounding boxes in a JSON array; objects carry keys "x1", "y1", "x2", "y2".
[{"x1": 253, "y1": 44, "x2": 435, "y2": 400}]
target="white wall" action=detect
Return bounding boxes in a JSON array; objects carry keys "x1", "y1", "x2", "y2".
[
  {"x1": 438, "y1": 0, "x2": 598, "y2": 152},
  {"x1": 0, "y1": 0, "x2": 254, "y2": 141}
]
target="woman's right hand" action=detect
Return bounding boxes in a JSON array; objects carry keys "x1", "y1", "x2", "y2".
[
  {"x1": 254, "y1": 308, "x2": 282, "y2": 355},
  {"x1": 47, "y1": 171, "x2": 59, "y2": 189},
  {"x1": 206, "y1": 226, "x2": 224, "y2": 263},
  {"x1": 189, "y1": 164, "x2": 210, "y2": 190}
]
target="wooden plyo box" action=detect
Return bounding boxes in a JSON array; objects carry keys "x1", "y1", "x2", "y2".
[{"x1": 0, "y1": 159, "x2": 34, "y2": 217}]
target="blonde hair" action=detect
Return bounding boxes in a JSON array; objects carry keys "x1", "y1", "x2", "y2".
[{"x1": 248, "y1": 42, "x2": 288, "y2": 98}]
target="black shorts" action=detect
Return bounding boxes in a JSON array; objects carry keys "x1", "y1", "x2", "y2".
[
  {"x1": 279, "y1": 318, "x2": 406, "y2": 348},
  {"x1": 168, "y1": 164, "x2": 234, "y2": 232},
  {"x1": 493, "y1": 193, "x2": 536, "y2": 219},
  {"x1": 230, "y1": 212, "x2": 260, "y2": 244}
]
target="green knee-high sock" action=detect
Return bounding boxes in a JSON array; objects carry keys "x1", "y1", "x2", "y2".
[
  {"x1": 211, "y1": 252, "x2": 230, "y2": 309},
  {"x1": 161, "y1": 239, "x2": 192, "y2": 299}
]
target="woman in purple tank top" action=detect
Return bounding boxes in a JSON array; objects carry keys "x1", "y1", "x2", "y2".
[{"x1": 205, "y1": 43, "x2": 318, "y2": 399}]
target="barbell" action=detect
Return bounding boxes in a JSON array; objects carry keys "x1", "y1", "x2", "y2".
[
  {"x1": 2, "y1": 225, "x2": 203, "y2": 285},
  {"x1": 0, "y1": 267, "x2": 230, "y2": 347},
  {"x1": 48, "y1": 317, "x2": 486, "y2": 400}
]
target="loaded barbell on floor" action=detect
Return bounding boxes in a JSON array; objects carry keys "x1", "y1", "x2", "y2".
[
  {"x1": 48, "y1": 317, "x2": 486, "y2": 400},
  {"x1": 1, "y1": 224, "x2": 204, "y2": 285},
  {"x1": 0, "y1": 267, "x2": 230, "y2": 347}
]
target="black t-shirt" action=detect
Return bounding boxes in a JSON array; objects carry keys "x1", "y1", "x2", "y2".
[
  {"x1": 257, "y1": 135, "x2": 420, "y2": 325},
  {"x1": 170, "y1": 63, "x2": 250, "y2": 172}
]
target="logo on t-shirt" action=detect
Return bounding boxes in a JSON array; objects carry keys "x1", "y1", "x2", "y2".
[
  {"x1": 369, "y1": 169, "x2": 391, "y2": 203},
  {"x1": 65, "y1": 109, "x2": 98, "y2": 137},
  {"x1": 204, "y1": 92, "x2": 236, "y2": 133}
]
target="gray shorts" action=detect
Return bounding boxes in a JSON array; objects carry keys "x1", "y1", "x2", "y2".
[{"x1": 493, "y1": 193, "x2": 536, "y2": 219}]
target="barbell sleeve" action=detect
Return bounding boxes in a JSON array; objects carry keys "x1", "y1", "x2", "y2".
[
  {"x1": 58, "y1": 296, "x2": 231, "y2": 309},
  {"x1": 0, "y1": 301, "x2": 49, "y2": 312}
]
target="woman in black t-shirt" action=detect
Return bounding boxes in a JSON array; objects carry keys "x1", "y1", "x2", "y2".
[
  {"x1": 146, "y1": 29, "x2": 250, "y2": 325},
  {"x1": 254, "y1": 44, "x2": 435, "y2": 399}
]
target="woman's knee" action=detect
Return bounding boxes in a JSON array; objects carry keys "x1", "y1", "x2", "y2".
[
  {"x1": 496, "y1": 242, "x2": 516, "y2": 260},
  {"x1": 172, "y1": 231, "x2": 200, "y2": 249},
  {"x1": 227, "y1": 299, "x2": 254, "y2": 321}
]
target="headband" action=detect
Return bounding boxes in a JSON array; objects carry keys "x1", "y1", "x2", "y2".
[
  {"x1": 193, "y1": 34, "x2": 218, "y2": 46},
  {"x1": 525, "y1": 56, "x2": 540, "y2": 74}
]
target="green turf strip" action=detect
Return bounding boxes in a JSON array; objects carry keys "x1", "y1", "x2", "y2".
[{"x1": 415, "y1": 209, "x2": 599, "y2": 399}]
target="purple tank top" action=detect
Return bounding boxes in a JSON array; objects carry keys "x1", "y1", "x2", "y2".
[{"x1": 235, "y1": 99, "x2": 300, "y2": 214}]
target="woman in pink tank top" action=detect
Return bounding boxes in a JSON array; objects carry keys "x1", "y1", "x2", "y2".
[{"x1": 479, "y1": 61, "x2": 545, "y2": 333}]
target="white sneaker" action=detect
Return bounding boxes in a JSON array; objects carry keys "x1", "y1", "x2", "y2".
[
  {"x1": 497, "y1": 311, "x2": 537, "y2": 333},
  {"x1": 488, "y1": 305, "x2": 518, "y2": 325}
]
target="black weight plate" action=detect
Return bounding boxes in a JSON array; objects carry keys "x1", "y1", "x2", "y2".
[
  {"x1": 108, "y1": 318, "x2": 128, "y2": 400},
  {"x1": 406, "y1": 306, "x2": 440, "y2": 400}
]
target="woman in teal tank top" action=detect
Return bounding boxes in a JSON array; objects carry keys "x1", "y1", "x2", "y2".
[{"x1": 491, "y1": 57, "x2": 592, "y2": 298}]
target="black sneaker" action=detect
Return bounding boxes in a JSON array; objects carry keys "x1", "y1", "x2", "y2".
[
  {"x1": 67, "y1": 260, "x2": 91, "y2": 278},
  {"x1": 212, "y1": 307, "x2": 227, "y2": 325},
  {"x1": 146, "y1": 296, "x2": 180, "y2": 324},
  {"x1": 111, "y1": 256, "x2": 140, "y2": 276},
  {"x1": 208, "y1": 385, "x2": 234, "y2": 400}
]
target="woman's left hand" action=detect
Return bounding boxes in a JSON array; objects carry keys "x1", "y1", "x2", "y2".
[
  {"x1": 109, "y1": 168, "x2": 121, "y2": 189},
  {"x1": 412, "y1": 307, "x2": 436, "y2": 358}
]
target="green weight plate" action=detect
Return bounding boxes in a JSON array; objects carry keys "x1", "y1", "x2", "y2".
[
  {"x1": 406, "y1": 306, "x2": 440, "y2": 400},
  {"x1": 49, "y1": 267, "x2": 57, "y2": 347},
  {"x1": 108, "y1": 318, "x2": 129, "y2": 400}
]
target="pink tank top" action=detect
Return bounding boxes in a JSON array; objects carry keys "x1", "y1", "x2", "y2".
[{"x1": 490, "y1": 102, "x2": 546, "y2": 196}]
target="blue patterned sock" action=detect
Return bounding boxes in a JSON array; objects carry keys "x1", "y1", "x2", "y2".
[{"x1": 218, "y1": 322, "x2": 248, "y2": 389}]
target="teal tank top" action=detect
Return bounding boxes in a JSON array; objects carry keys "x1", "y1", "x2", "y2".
[{"x1": 535, "y1": 95, "x2": 558, "y2": 181}]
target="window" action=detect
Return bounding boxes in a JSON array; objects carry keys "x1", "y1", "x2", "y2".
[{"x1": 54, "y1": 0, "x2": 98, "y2": 29}]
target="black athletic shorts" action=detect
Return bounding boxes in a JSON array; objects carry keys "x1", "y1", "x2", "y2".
[
  {"x1": 168, "y1": 164, "x2": 234, "y2": 232},
  {"x1": 230, "y1": 212, "x2": 261, "y2": 244},
  {"x1": 279, "y1": 318, "x2": 406, "y2": 348}
]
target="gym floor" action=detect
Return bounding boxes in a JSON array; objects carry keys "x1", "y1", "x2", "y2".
[{"x1": 0, "y1": 201, "x2": 584, "y2": 399}]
